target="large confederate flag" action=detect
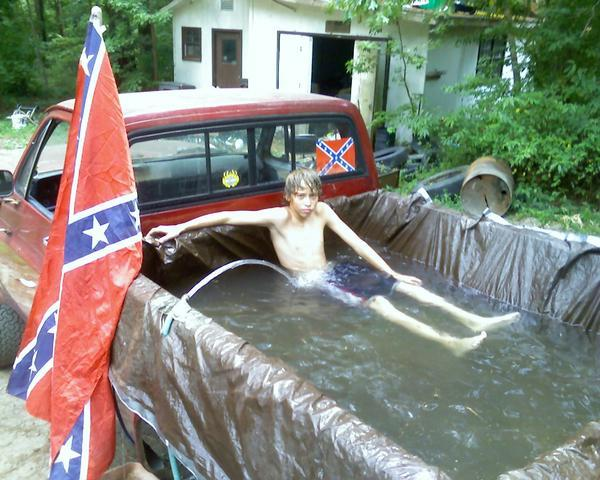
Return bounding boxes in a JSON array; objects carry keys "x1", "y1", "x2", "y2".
[{"x1": 7, "y1": 8, "x2": 142, "y2": 479}]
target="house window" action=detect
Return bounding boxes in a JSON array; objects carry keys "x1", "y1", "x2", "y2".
[
  {"x1": 477, "y1": 37, "x2": 506, "y2": 77},
  {"x1": 325, "y1": 20, "x2": 351, "y2": 34},
  {"x1": 221, "y1": 0, "x2": 233, "y2": 11},
  {"x1": 182, "y1": 27, "x2": 202, "y2": 61},
  {"x1": 221, "y1": 39, "x2": 237, "y2": 64}
]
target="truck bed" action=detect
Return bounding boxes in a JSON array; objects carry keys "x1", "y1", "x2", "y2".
[{"x1": 110, "y1": 190, "x2": 600, "y2": 479}]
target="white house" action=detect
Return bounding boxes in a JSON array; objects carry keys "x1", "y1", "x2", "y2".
[{"x1": 163, "y1": 0, "x2": 501, "y2": 138}]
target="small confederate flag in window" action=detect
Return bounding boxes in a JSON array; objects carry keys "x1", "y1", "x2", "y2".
[{"x1": 316, "y1": 137, "x2": 356, "y2": 175}]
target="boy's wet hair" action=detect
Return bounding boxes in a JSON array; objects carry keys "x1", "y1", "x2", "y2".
[{"x1": 284, "y1": 168, "x2": 322, "y2": 198}]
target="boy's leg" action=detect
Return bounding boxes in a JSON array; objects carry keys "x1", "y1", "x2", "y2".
[
  {"x1": 366, "y1": 296, "x2": 487, "y2": 356},
  {"x1": 393, "y1": 282, "x2": 519, "y2": 332}
]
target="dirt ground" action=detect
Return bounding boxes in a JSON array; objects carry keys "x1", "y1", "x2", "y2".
[
  {"x1": 0, "y1": 148, "x2": 49, "y2": 479},
  {"x1": 0, "y1": 368, "x2": 50, "y2": 479},
  {"x1": 1, "y1": 147, "x2": 142, "y2": 478}
]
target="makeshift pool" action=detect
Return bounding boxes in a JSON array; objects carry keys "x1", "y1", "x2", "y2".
[
  {"x1": 187, "y1": 253, "x2": 600, "y2": 479},
  {"x1": 110, "y1": 191, "x2": 600, "y2": 479}
]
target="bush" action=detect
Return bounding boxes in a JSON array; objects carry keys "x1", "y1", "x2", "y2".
[{"x1": 436, "y1": 87, "x2": 600, "y2": 203}]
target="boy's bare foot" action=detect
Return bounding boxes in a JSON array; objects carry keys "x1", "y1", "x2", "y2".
[
  {"x1": 467, "y1": 312, "x2": 520, "y2": 333},
  {"x1": 448, "y1": 331, "x2": 487, "y2": 357}
]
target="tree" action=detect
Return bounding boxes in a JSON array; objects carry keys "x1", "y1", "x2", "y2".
[
  {"x1": 0, "y1": 0, "x2": 174, "y2": 108},
  {"x1": 330, "y1": 0, "x2": 600, "y2": 199},
  {"x1": 101, "y1": 0, "x2": 173, "y2": 91},
  {"x1": 329, "y1": 0, "x2": 441, "y2": 139},
  {"x1": 439, "y1": 0, "x2": 600, "y2": 200}
]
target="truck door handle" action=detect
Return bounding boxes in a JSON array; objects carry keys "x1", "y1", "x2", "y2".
[
  {"x1": 0, "y1": 227, "x2": 11, "y2": 235},
  {"x1": 43, "y1": 236, "x2": 49, "y2": 246},
  {"x1": 1, "y1": 198, "x2": 19, "y2": 206}
]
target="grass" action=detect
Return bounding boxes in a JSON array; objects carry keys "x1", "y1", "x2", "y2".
[
  {"x1": 0, "y1": 116, "x2": 37, "y2": 149},
  {"x1": 393, "y1": 162, "x2": 600, "y2": 237}
]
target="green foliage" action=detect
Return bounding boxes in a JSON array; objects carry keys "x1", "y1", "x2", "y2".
[
  {"x1": 373, "y1": 106, "x2": 435, "y2": 142},
  {"x1": 432, "y1": 0, "x2": 600, "y2": 203},
  {"x1": 330, "y1": 0, "x2": 430, "y2": 119},
  {"x1": 0, "y1": 0, "x2": 173, "y2": 106},
  {"x1": 102, "y1": 0, "x2": 174, "y2": 91},
  {"x1": 509, "y1": 183, "x2": 600, "y2": 235},
  {"x1": 333, "y1": 0, "x2": 600, "y2": 202},
  {"x1": 0, "y1": 119, "x2": 37, "y2": 149},
  {"x1": 393, "y1": 165, "x2": 600, "y2": 235},
  {"x1": 0, "y1": 3, "x2": 43, "y2": 105},
  {"x1": 436, "y1": 87, "x2": 600, "y2": 202}
]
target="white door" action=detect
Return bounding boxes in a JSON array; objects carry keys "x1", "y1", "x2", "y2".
[{"x1": 278, "y1": 33, "x2": 313, "y2": 93}]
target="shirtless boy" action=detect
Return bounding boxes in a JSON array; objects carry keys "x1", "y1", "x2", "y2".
[{"x1": 147, "y1": 168, "x2": 519, "y2": 355}]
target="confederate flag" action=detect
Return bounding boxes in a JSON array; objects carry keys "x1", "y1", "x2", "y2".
[
  {"x1": 316, "y1": 137, "x2": 356, "y2": 175},
  {"x1": 8, "y1": 7, "x2": 142, "y2": 479}
]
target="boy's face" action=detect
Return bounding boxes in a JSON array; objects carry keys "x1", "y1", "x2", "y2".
[{"x1": 287, "y1": 182, "x2": 319, "y2": 218}]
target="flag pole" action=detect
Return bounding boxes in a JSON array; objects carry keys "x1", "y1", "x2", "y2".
[{"x1": 90, "y1": 5, "x2": 103, "y2": 28}]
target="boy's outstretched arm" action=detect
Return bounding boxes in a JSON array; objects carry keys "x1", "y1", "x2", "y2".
[
  {"x1": 146, "y1": 208, "x2": 282, "y2": 244},
  {"x1": 322, "y1": 204, "x2": 421, "y2": 286}
]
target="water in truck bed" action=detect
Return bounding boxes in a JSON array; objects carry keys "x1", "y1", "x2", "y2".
[{"x1": 181, "y1": 247, "x2": 600, "y2": 479}]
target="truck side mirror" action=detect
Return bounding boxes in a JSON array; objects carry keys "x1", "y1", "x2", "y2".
[{"x1": 0, "y1": 170, "x2": 14, "y2": 196}]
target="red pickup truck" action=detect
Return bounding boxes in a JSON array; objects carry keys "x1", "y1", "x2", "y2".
[
  {"x1": 3, "y1": 89, "x2": 598, "y2": 480},
  {"x1": 0, "y1": 88, "x2": 379, "y2": 367}
]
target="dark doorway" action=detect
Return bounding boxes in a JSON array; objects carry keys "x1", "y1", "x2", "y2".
[
  {"x1": 311, "y1": 36, "x2": 354, "y2": 99},
  {"x1": 212, "y1": 29, "x2": 242, "y2": 88}
]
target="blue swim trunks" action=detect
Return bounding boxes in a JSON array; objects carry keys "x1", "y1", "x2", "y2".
[{"x1": 324, "y1": 262, "x2": 397, "y2": 303}]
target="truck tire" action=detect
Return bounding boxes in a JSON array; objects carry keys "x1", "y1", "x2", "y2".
[{"x1": 0, "y1": 305, "x2": 24, "y2": 368}]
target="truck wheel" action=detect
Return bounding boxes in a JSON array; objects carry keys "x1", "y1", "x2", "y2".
[{"x1": 0, "y1": 305, "x2": 24, "y2": 368}]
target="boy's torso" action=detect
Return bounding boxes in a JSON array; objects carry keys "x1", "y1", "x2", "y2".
[{"x1": 268, "y1": 204, "x2": 328, "y2": 273}]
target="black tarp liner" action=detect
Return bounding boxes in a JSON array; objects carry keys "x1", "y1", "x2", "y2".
[
  {"x1": 498, "y1": 422, "x2": 600, "y2": 479},
  {"x1": 111, "y1": 190, "x2": 600, "y2": 479},
  {"x1": 111, "y1": 276, "x2": 449, "y2": 480}
]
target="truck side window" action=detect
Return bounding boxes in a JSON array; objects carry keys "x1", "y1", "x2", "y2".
[
  {"x1": 129, "y1": 115, "x2": 364, "y2": 212},
  {"x1": 27, "y1": 121, "x2": 69, "y2": 213},
  {"x1": 131, "y1": 133, "x2": 209, "y2": 206},
  {"x1": 131, "y1": 128, "x2": 257, "y2": 208}
]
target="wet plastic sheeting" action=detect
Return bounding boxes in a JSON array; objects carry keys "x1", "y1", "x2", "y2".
[
  {"x1": 328, "y1": 191, "x2": 599, "y2": 332},
  {"x1": 110, "y1": 275, "x2": 449, "y2": 479},
  {"x1": 498, "y1": 422, "x2": 600, "y2": 479},
  {"x1": 111, "y1": 190, "x2": 599, "y2": 479}
]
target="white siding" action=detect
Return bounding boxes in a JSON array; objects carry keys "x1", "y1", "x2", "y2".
[
  {"x1": 169, "y1": 0, "x2": 485, "y2": 140},
  {"x1": 383, "y1": 20, "x2": 429, "y2": 142},
  {"x1": 172, "y1": 0, "x2": 250, "y2": 88},
  {"x1": 423, "y1": 27, "x2": 479, "y2": 114}
]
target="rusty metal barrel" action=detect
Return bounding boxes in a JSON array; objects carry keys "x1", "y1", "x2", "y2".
[{"x1": 460, "y1": 156, "x2": 514, "y2": 216}]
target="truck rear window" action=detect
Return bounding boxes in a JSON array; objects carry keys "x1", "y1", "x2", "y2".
[
  {"x1": 21, "y1": 115, "x2": 367, "y2": 217},
  {"x1": 130, "y1": 116, "x2": 365, "y2": 211}
]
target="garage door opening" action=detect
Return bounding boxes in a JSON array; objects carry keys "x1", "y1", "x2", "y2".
[{"x1": 277, "y1": 32, "x2": 389, "y2": 132}]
